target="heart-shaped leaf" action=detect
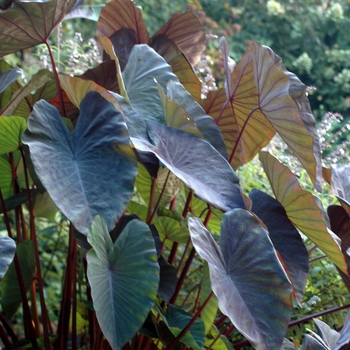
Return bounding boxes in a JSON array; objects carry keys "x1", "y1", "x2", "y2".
[
  {"x1": 259, "y1": 151, "x2": 348, "y2": 273},
  {"x1": 0, "y1": 236, "x2": 16, "y2": 279},
  {"x1": 0, "y1": 0, "x2": 77, "y2": 57},
  {"x1": 22, "y1": 91, "x2": 137, "y2": 234},
  {"x1": 132, "y1": 121, "x2": 244, "y2": 212},
  {"x1": 188, "y1": 208, "x2": 293, "y2": 350},
  {"x1": 87, "y1": 215, "x2": 159, "y2": 350},
  {"x1": 250, "y1": 189, "x2": 309, "y2": 304},
  {"x1": 0, "y1": 116, "x2": 26, "y2": 155},
  {"x1": 1, "y1": 240, "x2": 36, "y2": 318}
]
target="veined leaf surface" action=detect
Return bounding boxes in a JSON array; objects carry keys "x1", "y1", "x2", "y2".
[
  {"x1": 259, "y1": 151, "x2": 347, "y2": 273},
  {"x1": 22, "y1": 91, "x2": 137, "y2": 234}
]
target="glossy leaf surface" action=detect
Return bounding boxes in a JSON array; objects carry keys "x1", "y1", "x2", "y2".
[
  {"x1": 132, "y1": 121, "x2": 244, "y2": 212},
  {"x1": 1, "y1": 240, "x2": 36, "y2": 318},
  {"x1": 22, "y1": 91, "x2": 137, "y2": 234},
  {"x1": 0, "y1": 0, "x2": 77, "y2": 57},
  {"x1": 250, "y1": 189, "x2": 308, "y2": 304},
  {"x1": 189, "y1": 209, "x2": 293, "y2": 350},
  {"x1": 260, "y1": 151, "x2": 347, "y2": 273},
  {"x1": 87, "y1": 215, "x2": 159, "y2": 350},
  {"x1": 0, "y1": 116, "x2": 26, "y2": 154},
  {"x1": 0, "y1": 236, "x2": 16, "y2": 279}
]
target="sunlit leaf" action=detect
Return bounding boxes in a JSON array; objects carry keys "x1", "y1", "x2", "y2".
[
  {"x1": 64, "y1": 4, "x2": 103, "y2": 21},
  {"x1": 250, "y1": 189, "x2": 309, "y2": 304},
  {"x1": 205, "y1": 325, "x2": 233, "y2": 350},
  {"x1": 0, "y1": 155, "x2": 13, "y2": 199},
  {"x1": 96, "y1": 0, "x2": 149, "y2": 44},
  {"x1": 132, "y1": 121, "x2": 244, "y2": 212},
  {"x1": 0, "y1": 0, "x2": 77, "y2": 57},
  {"x1": 87, "y1": 215, "x2": 159, "y2": 350},
  {"x1": 153, "y1": 11, "x2": 206, "y2": 65},
  {"x1": 259, "y1": 151, "x2": 347, "y2": 273},
  {"x1": 0, "y1": 116, "x2": 26, "y2": 155},
  {"x1": 188, "y1": 209, "x2": 293, "y2": 350},
  {"x1": 0, "y1": 236, "x2": 16, "y2": 279},
  {"x1": 151, "y1": 34, "x2": 202, "y2": 103},
  {"x1": 1, "y1": 240, "x2": 36, "y2": 319},
  {"x1": 154, "y1": 215, "x2": 189, "y2": 245},
  {"x1": 22, "y1": 91, "x2": 137, "y2": 234}
]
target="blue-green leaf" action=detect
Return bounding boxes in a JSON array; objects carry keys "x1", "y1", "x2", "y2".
[
  {"x1": 0, "y1": 67, "x2": 21, "y2": 93},
  {"x1": 132, "y1": 122, "x2": 244, "y2": 212},
  {"x1": 22, "y1": 91, "x2": 137, "y2": 234},
  {"x1": 188, "y1": 209, "x2": 293, "y2": 350},
  {"x1": 250, "y1": 189, "x2": 308, "y2": 304},
  {"x1": 87, "y1": 215, "x2": 159, "y2": 350},
  {"x1": 0, "y1": 236, "x2": 16, "y2": 279}
]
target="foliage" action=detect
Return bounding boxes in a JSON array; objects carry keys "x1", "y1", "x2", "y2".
[{"x1": 0, "y1": 1, "x2": 350, "y2": 350}]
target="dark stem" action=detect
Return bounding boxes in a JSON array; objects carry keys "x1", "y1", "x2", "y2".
[
  {"x1": 45, "y1": 40, "x2": 67, "y2": 118},
  {"x1": 0, "y1": 312, "x2": 18, "y2": 343},
  {"x1": 146, "y1": 177, "x2": 157, "y2": 224},
  {"x1": 21, "y1": 148, "x2": 51, "y2": 349}
]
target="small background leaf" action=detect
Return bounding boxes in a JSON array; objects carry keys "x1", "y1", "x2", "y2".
[{"x1": 0, "y1": 236, "x2": 16, "y2": 279}]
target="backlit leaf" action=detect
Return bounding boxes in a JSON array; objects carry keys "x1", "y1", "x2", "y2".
[
  {"x1": 259, "y1": 151, "x2": 347, "y2": 273},
  {"x1": 87, "y1": 215, "x2": 159, "y2": 350},
  {"x1": 0, "y1": 236, "x2": 16, "y2": 279},
  {"x1": 0, "y1": 0, "x2": 77, "y2": 57},
  {"x1": 0, "y1": 155, "x2": 13, "y2": 199},
  {"x1": 22, "y1": 91, "x2": 137, "y2": 234},
  {"x1": 132, "y1": 121, "x2": 244, "y2": 212},
  {"x1": 189, "y1": 209, "x2": 293, "y2": 350},
  {"x1": 0, "y1": 116, "x2": 26, "y2": 155}
]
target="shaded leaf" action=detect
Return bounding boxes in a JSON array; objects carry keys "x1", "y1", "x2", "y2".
[
  {"x1": 188, "y1": 209, "x2": 293, "y2": 350},
  {"x1": 96, "y1": 0, "x2": 149, "y2": 44},
  {"x1": 0, "y1": 236, "x2": 16, "y2": 279},
  {"x1": 331, "y1": 164, "x2": 350, "y2": 214},
  {"x1": 335, "y1": 310, "x2": 350, "y2": 350},
  {"x1": 87, "y1": 215, "x2": 159, "y2": 350},
  {"x1": 0, "y1": 0, "x2": 77, "y2": 57},
  {"x1": 314, "y1": 318, "x2": 340, "y2": 349},
  {"x1": 0, "y1": 67, "x2": 22, "y2": 93},
  {"x1": 158, "y1": 256, "x2": 177, "y2": 302},
  {"x1": 301, "y1": 334, "x2": 328, "y2": 350},
  {"x1": 153, "y1": 11, "x2": 206, "y2": 65},
  {"x1": 22, "y1": 91, "x2": 137, "y2": 234},
  {"x1": 132, "y1": 121, "x2": 244, "y2": 212},
  {"x1": 0, "y1": 116, "x2": 26, "y2": 155},
  {"x1": 1, "y1": 240, "x2": 36, "y2": 319},
  {"x1": 33, "y1": 191, "x2": 58, "y2": 220},
  {"x1": 250, "y1": 189, "x2": 309, "y2": 304},
  {"x1": 0, "y1": 189, "x2": 37, "y2": 214},
  {"x1": 1, "y1": 69, "x2": 52, "y2": 115},
  {"x1": 259, "y1": 151, "x2": 347, "y2": 273}
]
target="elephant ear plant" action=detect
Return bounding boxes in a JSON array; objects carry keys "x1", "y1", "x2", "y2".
[{"x1": 0, "y1": 0, "x2": 350, "y2": 349}]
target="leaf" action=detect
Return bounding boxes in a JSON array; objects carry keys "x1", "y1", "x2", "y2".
[
  {"x1": 0, "y1": 116, "x2": 26, "y2": 155},
  {"x1": 161, "y1": 304, "x2": 205, "y2": 350},
  {"x1": 153, "y1": 11, "x2": 206, "y2": 65},
  {"x1": 22, "y1": 91, "x2": 137, "y2": 234},
  {"x1": 151, "y1": 34, "x2": 202, "y2": 103},
  {"x1": 188, "y1": 209, "x2": 293, "y2": 350},
  {"x1": 331, "y1": 164, "x2": 350, "y2": 214},
  {"x1": 250, "y1": 189, "x2": 309, "y2": 304},
  {"x1": 263, "y1": 45, "x2": 322, "y2": 191},
  {"x1": 33, "y1": 191, "x2": 58, "y2": 220},
  {"x1": 0, "y1": 236, "x2": 16, "y2": 279},
  {"x1": 0, "y1": 0, "x2": 77, "y2": 57},
  {"x1": 200, "y1": 263, "x2": 218, "y2": 335},
  {"x1": 154, "y1": 215, "x2": 189, "y2": 245},
  {"x1": 96, "y1": 0, "x2": 149, "y2": 44},
  {"x1": 314, "y1": 318, "x2": 340, "y2": 349},
  {"x1": 132, "y1": 121, "x2": 244, "y2": 212},
  {"x1": 0, "y1": 67, "x2": 22, "y2": 93},
  {"x1": 301, "y1": 334, "x2": 329, "y2": 350},
  {"x1": 205, "y1": 325, "x2": 233, "y2": 350},
  {"x1": 64, "y1": 4, "x2": 103, "y2": 21},
  {"x1": 335, "y1": 310, "x2": 350, "y2": 350},
  {"x1": 1, "y1": 240, "x2": 36, "y2": 319},
  {"x1": 259, "y1": 151, "x2": 348, "y2": 273},
  {"x1": 158, "y1": 256, "x2": 177, "y2": 302},
  {"x1": 1, "y1": 69, "x2": 52, "y2": 115},
  {"x1": 0, "y1": 154, "x2": 13, "y2": 200},
  {"x1": 87, "y1": 215, "x2": 159, "y2": 350},
  {"x1": 0, "y1": 189, "x2": 37, "y2": 214}
]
